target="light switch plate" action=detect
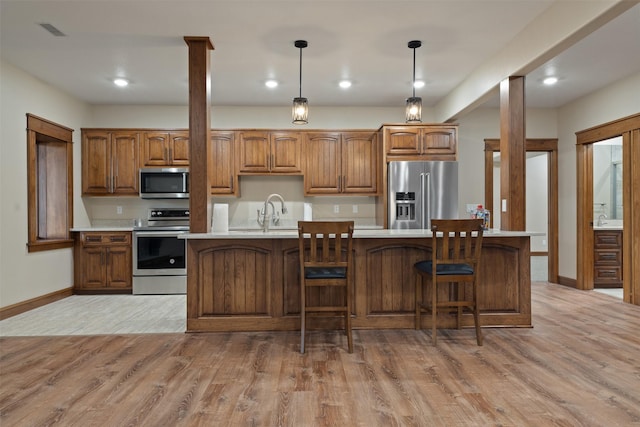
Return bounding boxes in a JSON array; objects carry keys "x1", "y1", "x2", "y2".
[{"x1": 501, "y1": 199, "x2": 507, "y2": 212}]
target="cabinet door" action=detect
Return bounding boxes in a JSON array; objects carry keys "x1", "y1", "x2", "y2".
[
  {"x1": 82, "y1": 131, "x2": 111, "y2": 195},
  {"x1": 384, "y1": 126, "x2": 421, "y2": 156},
  {"x1": 341, "y1": 132, "x2": 378, "y2": 194},
  {"x1": 111, "y1": 132, "x2": 139, "y2": 194},
  {"x1": 169, "y1": 131, "x2": 190, "y2": 166},
  {"x1": 270, "y1": 132, "x2": 302, "y2": 173},
  {"x1": 304, "y1": 133, "x2": 341, "y2": 194},
  {"x1": 238, "y1": 131, "x2": 270, "y2": 173},
  {"x1": 141, "y1": 132, "x2": 170, "y2": 166},
  {"x1": 421, "y1": 126, "x2": 457, "y2": 157},
  {"x1": 79, "y1": 246, "x2": 107, "y2": 289},
  {"x1": 106, "y1": 246, "x2": 132, "y2": 288},
  {"x1": 209, "y1": 131, "x2": 237, "y2": 195}
]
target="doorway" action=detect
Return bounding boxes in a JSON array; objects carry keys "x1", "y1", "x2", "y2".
[
  {"x1": 484, "y1": 139, "x2": 559, "y2": 283},
  {"x1": 576, "y1": 113, "x2": 640, "y2": 305}
]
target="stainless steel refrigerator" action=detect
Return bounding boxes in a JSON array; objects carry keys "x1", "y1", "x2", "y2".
[{"x1": 388, "y1": 161, "x2": 458, "y2": 229}]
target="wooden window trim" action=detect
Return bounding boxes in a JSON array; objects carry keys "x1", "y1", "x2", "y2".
[{"x1": 26, "y1": 114, "x2": 74, "y2": 252}]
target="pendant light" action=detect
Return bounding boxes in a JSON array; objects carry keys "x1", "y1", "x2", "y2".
[
  {"x1": 292, "y1": 40, "x2": 309, "y2": 124},
  {"x1": 406, "y1": 40, "x2": 422, "y2": 123}
]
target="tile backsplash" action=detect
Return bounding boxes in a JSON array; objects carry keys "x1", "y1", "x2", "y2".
[{"x1": 82, "y1": 175, "x2": 380, "y2": 228}]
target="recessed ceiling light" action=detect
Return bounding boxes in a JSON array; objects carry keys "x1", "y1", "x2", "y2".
[
  {"x1": 543, "y1": 76, "x2": 558, "y2": 85},
  {"x1": 265, "y1": 80, "x2": 278, "y2": 88},
  {"x1": 339, "y1": 80, "x2": 352, "y2": 89},
  {"x1": 113, "y1": 78, "x2": 129, "y2": 87},
  {"x1": 413, "y1": 80, "x2": 425, "y2": 89}
]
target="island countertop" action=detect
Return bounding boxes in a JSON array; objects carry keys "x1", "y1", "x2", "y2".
[{"x1": 181, "y1": 228, "x2": 542, "y2": 239}]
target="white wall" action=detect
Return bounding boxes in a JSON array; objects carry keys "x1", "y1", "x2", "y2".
[
  {"x1": 556, "y1": 72, "x2": 640, "y2": 280},
  {"x1": 0, "y1": 60, "x2": 90, "y2": 307}
]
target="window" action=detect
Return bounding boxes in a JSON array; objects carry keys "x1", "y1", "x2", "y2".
[{"x1": 26, "y1": 114, "x2": 74, "y2": 252}]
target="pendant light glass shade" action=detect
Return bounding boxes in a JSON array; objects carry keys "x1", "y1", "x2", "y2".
[
  {"x1": 405, "y1": 96, "x2": 422, "y2": 123},
  {"x1": 405, "y1": 40, "x2": 422, "y2": 123},
  {"x1": 292, "y1": 40, "x2": 308, "y2": 125},
  {"x1": 292, "y1": 97, "x2": 309, "y2": 124}
]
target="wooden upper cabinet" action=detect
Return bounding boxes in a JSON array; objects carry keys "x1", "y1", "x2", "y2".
[
  {"x1": 141, "y1": 131, "x2": 190, "y2": 167},
  {"x1": 304, "y1": 132, "x2": 341, "y2": 194},
  {"x1": 209, "y1": 131, "x2": 238, "y2": 195},
  {"x1": 341, "y1": 131, "x2": 379, "y2": 194},
  {"x1": 238, "y1": 131, "x2": 303, "y2": 174},
  {"x1": 82, "y1": 130, "x2": 139, "y2": 196},
  {"x1": 304, "y1": 131, "x2": 379, "y2": 195},
  {"x1": 383, "y1": 125, "x2": 457, "y2": 160}
]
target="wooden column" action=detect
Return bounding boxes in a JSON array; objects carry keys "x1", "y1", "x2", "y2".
[
  {"x1": 499, "y1": 76, "x2": 526, "y2": 231},
  {"x1": 184, "y1": 36, "x2": 214, "y2": 233}
]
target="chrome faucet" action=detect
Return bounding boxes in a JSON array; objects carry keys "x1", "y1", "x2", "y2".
[
  {"x1": 597, "y1": 213, "x2": 608, "y2": 227},
  {"x1": 257, "y1": 193, "x2": 288, "y2": 232}
]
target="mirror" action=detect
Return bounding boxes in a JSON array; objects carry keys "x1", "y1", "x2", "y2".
[{"x1": 593, "y1": 136, "x2": 623, "y2": 221}]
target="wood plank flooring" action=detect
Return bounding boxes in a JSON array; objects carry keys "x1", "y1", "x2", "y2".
[{"x1": 1, "y1": 282, "x2": 639, "y2": 426}]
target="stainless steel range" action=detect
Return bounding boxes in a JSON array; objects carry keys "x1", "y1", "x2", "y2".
[{"x1": 133, "y1": 208, "x2": 189, "y2": 295}]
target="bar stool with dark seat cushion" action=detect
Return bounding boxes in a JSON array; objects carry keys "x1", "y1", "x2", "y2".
[
  {"x1": 414, "y1": 218, "x2": 484, "y2": 345},
  {"x1": 298, "y1": 221, "x2": 354, "y2": 353}
]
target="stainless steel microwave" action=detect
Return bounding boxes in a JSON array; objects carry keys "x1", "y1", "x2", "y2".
[{"x1": 139, "y1": 168, "x2": 189, "y2": 199}]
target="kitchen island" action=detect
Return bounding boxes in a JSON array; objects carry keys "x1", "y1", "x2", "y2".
[{"x1": 183, "y1": 229, "x2": 537, "y2": 332}]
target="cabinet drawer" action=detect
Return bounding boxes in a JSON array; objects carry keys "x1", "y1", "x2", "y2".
[
  {"x1": 594, "y1": 266, "x2": 622, "y2": 282},
  {"x1": 81, "y1": 232, "x2": 131, "y2": 246},
  {"x1": 594, "y1": 249, "x2": 621, "y2": 266},
  {"x1": 594, "y1": 231, "x2": 622, "y2": 248}
]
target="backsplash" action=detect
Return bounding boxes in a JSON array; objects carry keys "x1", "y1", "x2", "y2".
[{"x1": 82, "y1": 175, "x2": 380, "y2": 228}]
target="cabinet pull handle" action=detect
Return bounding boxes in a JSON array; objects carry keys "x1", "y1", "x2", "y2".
[{"x1": 230, "y1": 175, "x2": 233, "y2": 192}]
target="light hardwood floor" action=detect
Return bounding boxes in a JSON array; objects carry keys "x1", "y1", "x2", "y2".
[{"x1": 1, "y1": 282, "x2": 639, "y2": 426}]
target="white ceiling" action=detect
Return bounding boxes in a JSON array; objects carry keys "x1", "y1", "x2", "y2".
[{"x1": 1, "y1": 1, "x2": 639, "y2": 119}]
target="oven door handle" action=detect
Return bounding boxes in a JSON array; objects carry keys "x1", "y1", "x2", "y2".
[{"x1": 134, "y1": 231, "x2": 188, "y2": 238}]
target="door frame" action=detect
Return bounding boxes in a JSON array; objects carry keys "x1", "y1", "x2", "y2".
[
  {"x1": 576, "y1": 113, "x2": 640, "y2": 305},
  {"x1": 484, "y1": 138, "x2": 559, "y2": 283}
]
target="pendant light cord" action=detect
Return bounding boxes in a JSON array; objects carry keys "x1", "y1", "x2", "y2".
[
  {"x1": 299, "y1": 46, "x2": 303, "y2": 98},
  {"x1": 412, "y1": 46, "x2": 416, "y2": 98}
]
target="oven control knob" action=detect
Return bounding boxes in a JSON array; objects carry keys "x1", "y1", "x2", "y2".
[{"x1": 170, "y1": 258, "x2": 175, "y2": 264}]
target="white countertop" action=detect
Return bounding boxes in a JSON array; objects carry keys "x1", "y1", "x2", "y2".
[
  {"x1": 181, "y1": 228, "x2": 543, "y2": 240},
  {"x1": 71, "y1": 226, "x2": 134, "y2": 232}
]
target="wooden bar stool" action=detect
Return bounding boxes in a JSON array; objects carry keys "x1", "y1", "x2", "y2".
[
  {"x1": 298, "y1": 221, "x2": 354, "y2": 353},
  {"x1": 414, "y1": 218, "x2": 484, "y2": 345}
]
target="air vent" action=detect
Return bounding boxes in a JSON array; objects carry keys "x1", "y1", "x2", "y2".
[{"x1": 39, "y1": 23, "x2": 66, "y2": 37}]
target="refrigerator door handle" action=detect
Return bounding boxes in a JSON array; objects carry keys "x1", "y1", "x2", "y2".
[{"x1": 421, "y1": 172, "x2": 431, "y2": 229}]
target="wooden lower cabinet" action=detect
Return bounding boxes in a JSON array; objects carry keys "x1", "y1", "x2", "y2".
[
  {"x1": 594, "y1": 230, "x2": 623, "y2": 288},
  {"x1": 74, "y1": 232, "x2": 132, "y2": 294},
  {"x1": 186, "y1": 235, "x2": 532, "y2": 332}
]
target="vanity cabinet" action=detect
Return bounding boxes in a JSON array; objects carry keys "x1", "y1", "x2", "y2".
[
  {"x1": 74, "y1": 232, "x2": 132, "y2": 294},
  {"x1": 304, "y1": 131, "x2": 379, "y2": 195},
  {"x1": 82, "y1": 130, "x2": 140, "y2": 196},
  {"x1": 382, "y1": 124, "x2": 457, "y2": 161},
  {"x1": 237, "y1": 131, "x2": 303, "y2": 174},
  {"x1": 209, "y1": 131, "x2": 238, "y2": 195},
  {"x1": 141, "y1": 131, "x2": 190, "y2": 167},
  {"x1": 593, "y1": 230, "x2": 623, "y2": 287}
]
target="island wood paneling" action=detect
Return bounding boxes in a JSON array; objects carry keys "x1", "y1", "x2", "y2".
[{"x1": 187, "y1": 235, "x2": 532, "y2": 332}]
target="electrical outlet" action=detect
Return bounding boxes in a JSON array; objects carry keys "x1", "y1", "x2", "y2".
[
  {"x1": 333, "y1": 205, "x2": 340, "y2": 214},
  {"x1": 542, "y1": 239, "x2": 547, "y2": 246},
  {"x1": 352, "y1": 205, "x2": 358, "y2": 213},
  {"x1": 116, "y1": 206, "x2": 123, "y2": 215}
]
